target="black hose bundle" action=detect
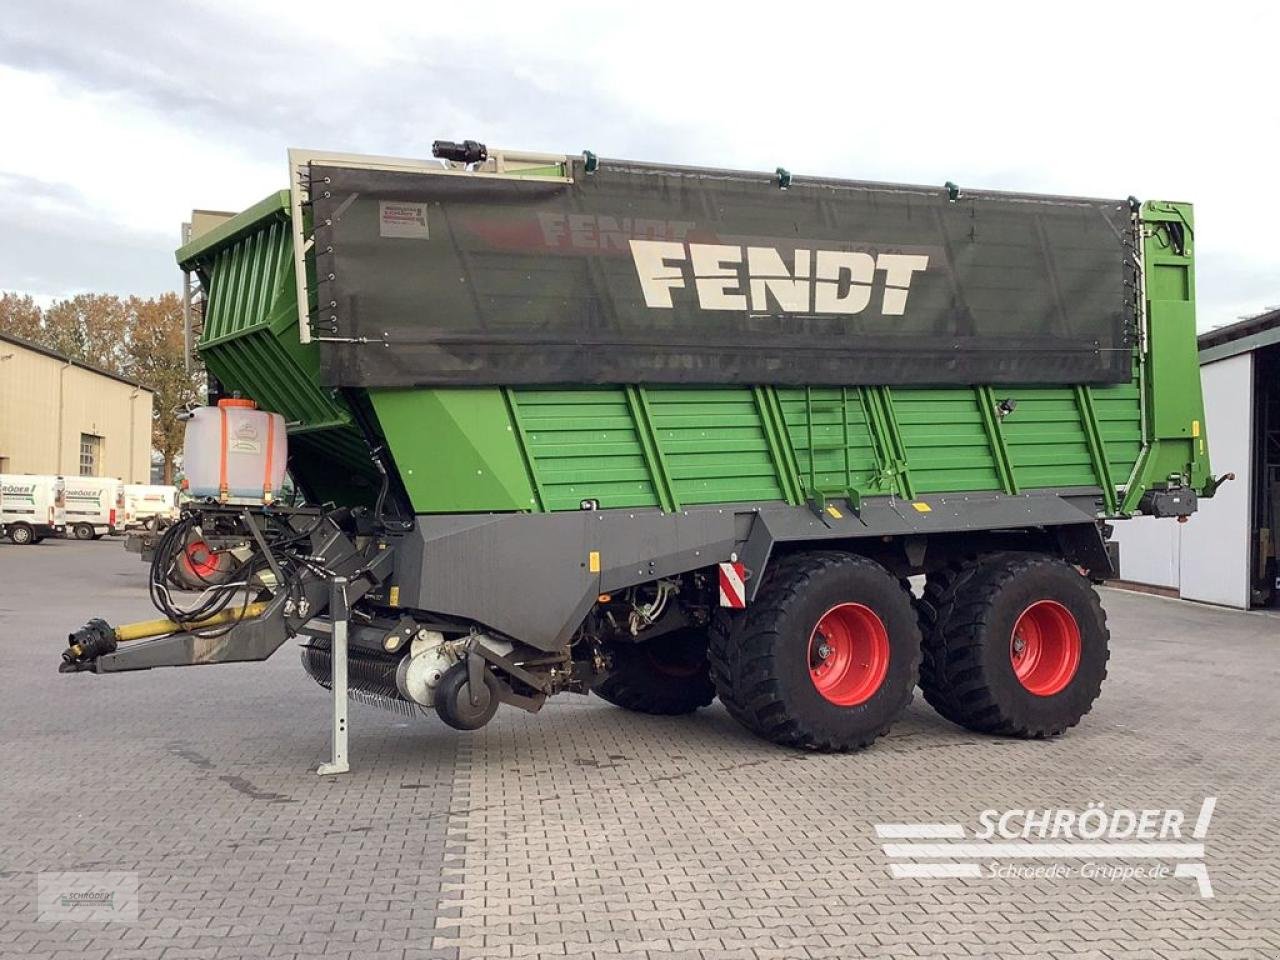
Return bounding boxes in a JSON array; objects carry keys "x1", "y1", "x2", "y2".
[
  {"x1": 148, "y1": 514, "x2": 262, "y2": 627},
  {"x1": 148, "y1": 510, "x2": 330, "y2": 629}
]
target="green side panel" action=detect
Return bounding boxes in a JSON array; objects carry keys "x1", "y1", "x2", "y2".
[
  {"x1": 646, "y1": 387, "x2": 785, "y2": 506},
  {"x1": 1148, "y1": 299, "x2": 1202, "y2": 439},
  {"x1": 1118, "y1": 201, "x2": 1212, "y2": 512},
  {"x1": 1144, "y1": 201, "x2": 1202, "y2": 445},
  {"x1": 1090, "y1": 368, "x2": 1143, "y2": 486},
  {"x1": 888, "y1": 388, "x2": 1002, "y2": 493},
  {"x1": 775, "y1": 387, "x2": 883, "y2": 496},
  {"x1": 510, "y1": 388, "x2": 659, "y2": 512},
  {"x1": 370, "y1": 388, "x2": 537, "y2": 512},
  {"x1": 1000, "y1": 387, "x2": 1099, "y2": 489}
]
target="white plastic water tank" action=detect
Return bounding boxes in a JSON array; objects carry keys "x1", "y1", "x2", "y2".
[{"x1": 183, "y1": 399, "x2": 287, "y2": 503}]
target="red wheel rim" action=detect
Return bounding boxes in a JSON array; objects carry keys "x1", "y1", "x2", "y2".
[
  {"x1": 1010, "y1": 600, "x2": 1081, "y2": 696},
  {"x1": 183, "y1": 540, "x2": 222, "y2": 579},
  {"x1": 808, "y1": 603, "x2": 891, "y2": 706}
]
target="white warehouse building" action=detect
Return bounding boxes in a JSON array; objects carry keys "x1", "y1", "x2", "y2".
[{"x1": 1112, "y1": 308, "x2": 1279, "y2": 609}]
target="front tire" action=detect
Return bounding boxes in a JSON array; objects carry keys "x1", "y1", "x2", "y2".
[
  {"x1": 710, "y1": 552, "x2": 920, "y2": 752},
  {"x1": 593, "y1": 628, "x2": 716, "y2": 716},
  {"x1": 918, "y1": 554, "x2": 1109, "y2": 738}
]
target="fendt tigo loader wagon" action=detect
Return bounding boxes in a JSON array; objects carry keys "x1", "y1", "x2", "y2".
[{"x1": 63, "y1": 143, "x2": 1225, "y2": 756}]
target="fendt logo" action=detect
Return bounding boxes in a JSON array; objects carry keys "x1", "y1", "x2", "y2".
[{"x1": 629, "y1": 239, "x2": 929, "y2": 316}]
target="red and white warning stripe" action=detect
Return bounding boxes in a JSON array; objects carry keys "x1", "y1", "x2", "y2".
[{"x1": 718, "y1": 561, "x2": 747, "y2": 608}]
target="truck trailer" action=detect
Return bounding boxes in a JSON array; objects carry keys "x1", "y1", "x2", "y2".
[{"x1": 62, "y1": 144, "x2": 1224, "y2": 756}]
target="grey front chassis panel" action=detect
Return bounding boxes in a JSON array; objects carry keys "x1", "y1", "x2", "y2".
[
  {"x1": 397, "y1": 511, "x2": 738, "y2": 652},
  {"x1": 395, "y1": 490, "x2": 1103, "y2": 651}
]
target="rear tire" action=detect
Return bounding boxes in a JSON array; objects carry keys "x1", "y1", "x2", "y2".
[
  {"x1": 918, "y1": 554, "x2": 1108, "y2": 738},
  {"x1": 593, "y1": 628, "x2": 716, "y2": 716},
  {"x1": 73, "y1": 523, "x2": 95, "y2": 541},
  {"x1": 8, "y1": 523, "x2": 34, "y2": 546},
  {"x1": 709, "y1": 551, "x2": 920, "y2": 752}
]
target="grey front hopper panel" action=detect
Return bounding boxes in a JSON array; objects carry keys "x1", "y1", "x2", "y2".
[
  {"x1": 392, "y1": 490, "x2": 1103, "y2": 652},
  {"x1": 395, "y1": 510, "x2": 739, "y2": 651}
]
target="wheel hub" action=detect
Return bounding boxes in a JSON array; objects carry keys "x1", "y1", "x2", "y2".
[
  {"x1": 1009, "y1": 600, "x2": 1082, "y2": 697},
  {"x1": 807, "y1": 603, "x2": 891, "y2": 707}
]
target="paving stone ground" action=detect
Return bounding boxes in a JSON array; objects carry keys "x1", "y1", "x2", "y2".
[{"x1": 1, "y1": 538, "x2": 1278, "y2": 959}]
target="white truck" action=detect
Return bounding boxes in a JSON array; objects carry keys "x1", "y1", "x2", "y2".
[
  {"x1": 63, "y1": 477, "x2": 124, "y2": 540},
  {"x1": 122, "y1": 484, "x2": 181, "y2": 531},
  {"x1": 1, "y1": 475, "x2": 66, "y2": 545}
]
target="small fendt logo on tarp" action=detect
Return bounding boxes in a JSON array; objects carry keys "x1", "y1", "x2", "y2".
[{"x1": 629, "y1": 240, "x2": 929, "y2": 316}]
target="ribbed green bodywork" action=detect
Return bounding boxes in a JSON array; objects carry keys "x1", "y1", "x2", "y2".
[
  {"x1": 365, "y1": 378, "x2": 1150, "y2": 514},
  {"x1": 180, "y1": 189, "x2": 1210, "y2": 518}
]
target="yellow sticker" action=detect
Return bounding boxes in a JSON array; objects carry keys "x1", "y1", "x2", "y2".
[
  {"x1": 912, "y1": 502, "x2": 932, "y2": 513},
  {"x1": 1192, "y1": 419, "x2": 1201, "y2": 438},
  {"x1": 588, "y1": 551, "x2": 601, "y2": 573},
  {"x1": 825, "y1": 505, "x2": 843, "y2": 519},
  {"x1": 389, "y1": 585, "x2": 400, "y2": 606}
]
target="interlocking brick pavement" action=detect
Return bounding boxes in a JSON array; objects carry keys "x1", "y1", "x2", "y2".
[{"x1": 2, "y1": 540, "x2": 1278, "y2": 959}]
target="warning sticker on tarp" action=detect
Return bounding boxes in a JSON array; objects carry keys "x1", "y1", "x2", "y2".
[
  {"x1": 378, "y1": 200, "x2": 429, "y2": 239},
  {"x1": 311, "y1": 158, "x2": 1136, "y2": 388}
]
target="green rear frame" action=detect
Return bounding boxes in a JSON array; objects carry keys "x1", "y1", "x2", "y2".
[{"x1": 178, "y1": 191, "x2": 1210, "y2": 518}]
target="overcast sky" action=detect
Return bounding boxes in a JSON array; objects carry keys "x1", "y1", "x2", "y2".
[{"x1": 2, "y1": 1, "x2": 1276, "y2": 329}]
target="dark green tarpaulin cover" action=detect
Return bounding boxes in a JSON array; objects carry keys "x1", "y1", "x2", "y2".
[{"x1": 311, "y1": 158, "x2": 1135, "y2": 387}]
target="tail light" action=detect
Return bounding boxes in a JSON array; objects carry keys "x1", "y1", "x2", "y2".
[{"x1": 109, "y1": 509, "x2": 116, "y2": 526}]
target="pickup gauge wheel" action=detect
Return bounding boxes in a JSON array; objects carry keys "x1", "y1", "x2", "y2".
[
  {"x1": 710, "y1": 551, "x2": 920, "y2": 751},
  {"x1": 433, "y1": 662, "x2": 500, "y2": 731}
]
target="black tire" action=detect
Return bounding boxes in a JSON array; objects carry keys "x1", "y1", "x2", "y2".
[
  {"x1": 433, "y1": 662, "x2": 500, "y2": 731},
  {"x1": 8, "y1": 523, "x2": 35, "y2": 546},
  {"x1": 593, "y1": 628, "x2": 716, "y2": 716},
  {"x1": 709, "y1": 551, "x2": 920, "y2": 752},
  {"x1": 918, "y1": 554, "x2": 1108, "y2": 738},
  {"x1": 73, "y1": 523, "x2": 95, "y2": 541}
]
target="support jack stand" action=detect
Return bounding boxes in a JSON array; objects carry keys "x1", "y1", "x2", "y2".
[{"x1": 317, "y1": 576, "x2": 351, "y2": 776}]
